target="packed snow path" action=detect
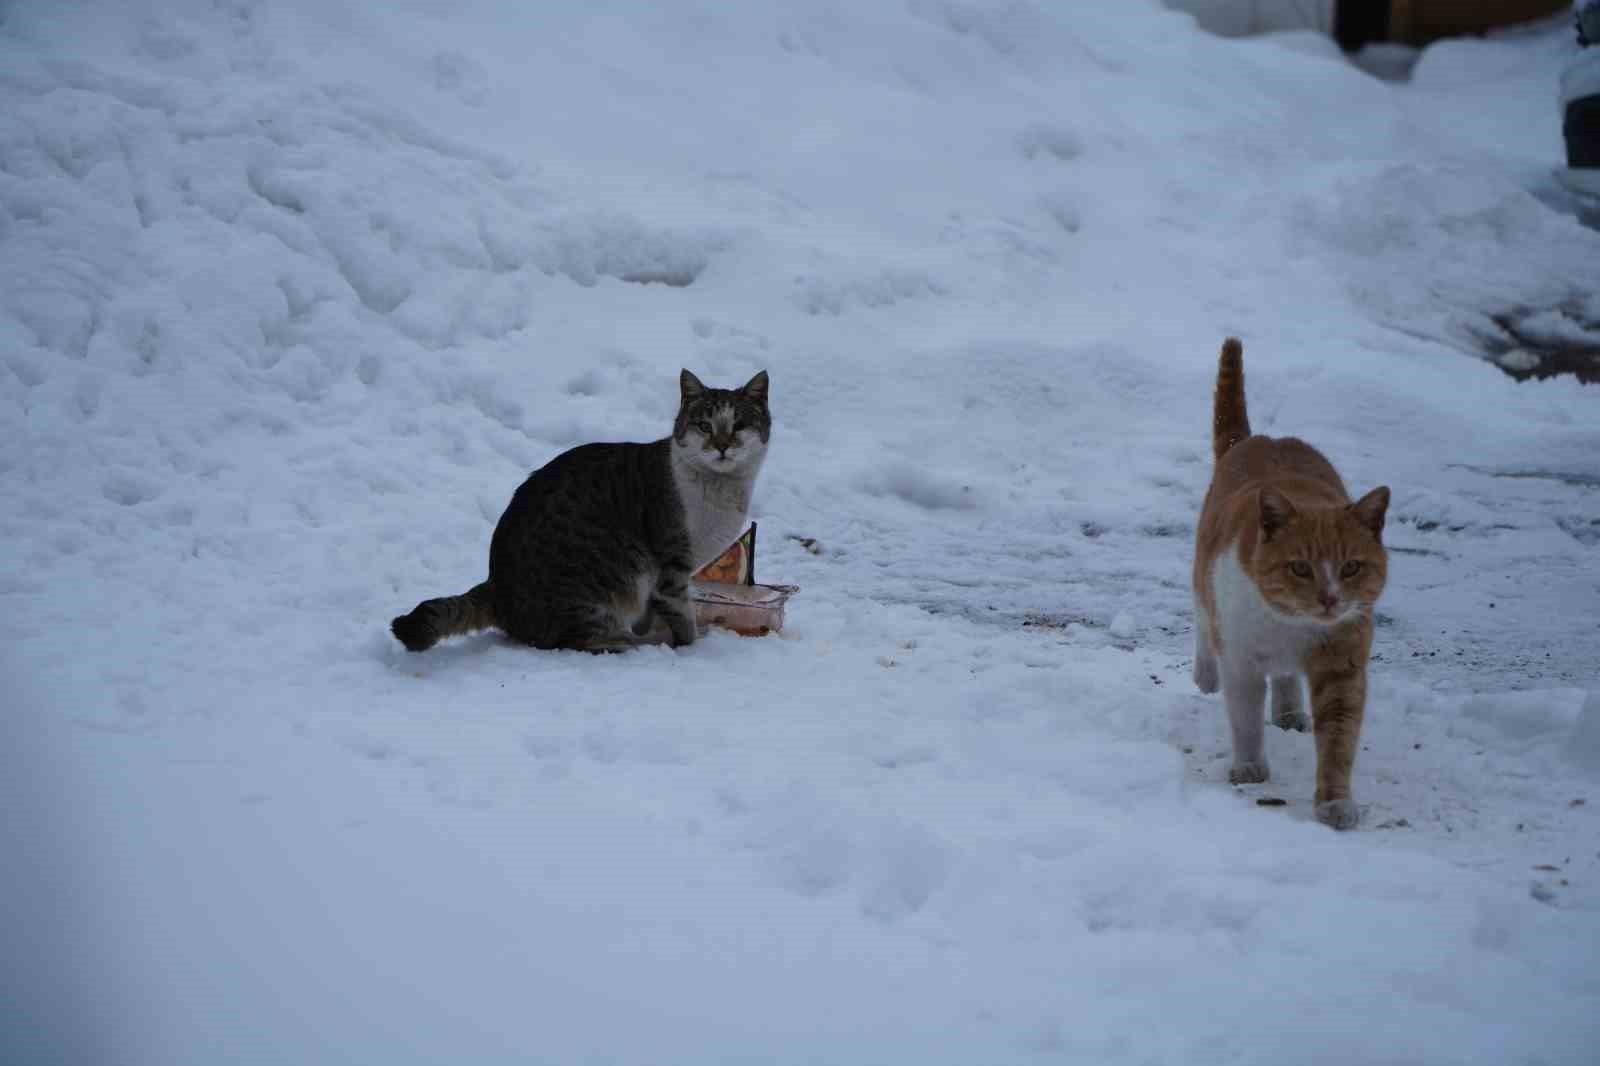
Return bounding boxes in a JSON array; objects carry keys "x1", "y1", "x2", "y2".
[{"x1": 4, "y1": 3, "x2": 1597, "y2": 1062}]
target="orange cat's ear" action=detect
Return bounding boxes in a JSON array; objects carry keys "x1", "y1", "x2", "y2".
[
  {"x1": 1349, "y1": 486, "x2": 1390, "y2": 541},
  {"x1": 1258, "y1": 487, "x2": 1296, "y2": 542}
]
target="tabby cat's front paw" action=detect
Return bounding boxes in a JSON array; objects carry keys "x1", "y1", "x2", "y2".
[
  {"x1": 1314, "y1": 798, "x2": 1360, "y2": 830},
  {"x1": 1227, "y1": 760, "x2": 1269, "y2": 785}
]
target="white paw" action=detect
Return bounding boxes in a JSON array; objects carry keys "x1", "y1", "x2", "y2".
[
  {"x1": 1315, "y1": 799, "x2": 1360, "y2": 830},
  {"x1": 1272, "y1": 708, "x2": 1310, "y2": 732},
  {"x1": 1194, "y1": 657, "x2": 1219, "y2": 694},
  {"x1": 1228, "y1": 760, "x2": 1270, "y2": 785}
]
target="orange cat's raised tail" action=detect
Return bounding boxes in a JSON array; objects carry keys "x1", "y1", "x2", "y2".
[{"x1": 1213, "y1": 337, "x2": 1250, "y2": 460}]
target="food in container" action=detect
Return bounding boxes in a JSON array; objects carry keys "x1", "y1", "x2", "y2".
[{"x1": 690, "y1": 523, "x2": 798, "y2": 636}]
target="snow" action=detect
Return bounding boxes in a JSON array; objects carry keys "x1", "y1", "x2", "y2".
[
  {"x1": 1108, "y1": 609, "x2": 1139, "y2": 640},
  {"x1": 1570, "y1": 691, "x2": 1600, "y2": 775},
  {"x1": 4, "y1": 1, "x2": 1599, "y2": 1062}
]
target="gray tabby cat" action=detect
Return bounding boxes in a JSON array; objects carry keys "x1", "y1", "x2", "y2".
[{"x1": 391, "y1": 369, "x2": 770, "y2": 653}]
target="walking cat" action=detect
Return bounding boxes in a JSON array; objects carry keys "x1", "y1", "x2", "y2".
[
  {"x1": 392, "y1": 369, "x2": 770, "y2": 653},
  {"x1": 1192, "y1": 339, "x2": 1390, "y2": 829}
]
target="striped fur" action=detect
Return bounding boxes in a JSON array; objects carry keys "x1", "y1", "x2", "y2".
[
  {"x1": 1305, "y1": 623, "x2": 1373, "y2": 829},
  {"x1": 1212, "y1": 337, "x2": 1250, "y2": 461},
  {"x1": 1191, "y1": 339, "x2": 1391, "y2": 829},
  {"x1": 390, "y1": 369, "x2": 769, "y2": 654},
  {"x1": 391, "y1": 581, "x2": 496, "y2": 652}
]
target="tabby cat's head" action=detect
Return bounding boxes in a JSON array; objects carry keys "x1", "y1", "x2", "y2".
[
  {"x1": 1251, "y1": 486, "x2": 1390, "y2": 624},
  {"x1": 673, "y1": 369, "x2": 770, "y2": 474}
]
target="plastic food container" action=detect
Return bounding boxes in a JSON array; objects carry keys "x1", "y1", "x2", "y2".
[
  {"x1": 690, "y1": 524, "x2": 798, "y2": 636},
  {"x1": 691, "y1": 581, "x2": 799, "y2": 637}
]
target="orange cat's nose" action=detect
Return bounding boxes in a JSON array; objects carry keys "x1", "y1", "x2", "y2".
[{"x1": 1319, "y1": 592, "x2": 1339, "y2": 612}]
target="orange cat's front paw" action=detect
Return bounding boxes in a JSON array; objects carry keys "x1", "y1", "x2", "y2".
[
  {"x1": 1315, "y1": 798, "x2": 1360, "y2": 829},
  {"x1": 1228, "y1": 760, "x2": 1269, "y2": 785},
  {"x1": 1194, "y1": 656, "x2": 1219, "y2": 693}
]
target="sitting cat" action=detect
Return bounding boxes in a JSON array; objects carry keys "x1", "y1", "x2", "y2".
[
  {"x1": 1192, "y1": 339, "x2": 1390, "y2": 829},
  {"x1": 392, "y1": 369, "x2": 770, "y2": 653}
]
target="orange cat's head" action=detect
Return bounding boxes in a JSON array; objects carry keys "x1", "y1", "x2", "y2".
[{"x1": 1250, "y1": 486, "x2": 1390, "y2": 624}]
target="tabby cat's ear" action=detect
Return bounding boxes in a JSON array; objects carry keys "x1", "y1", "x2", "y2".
[
  {"x1": 1349, "y1": 486, "x2": 1390, "y2": 541},
  {"x1": 1258, "y1": 487, "x2": 1297, "y2": 542},
  {"x1": 742, "y1": 370, "x2": 769, "y2": 405},
  {"x1": 680, "y1": 369, "x2": 705, "y2": 401}
]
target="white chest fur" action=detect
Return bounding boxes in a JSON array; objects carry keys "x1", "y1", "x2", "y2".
[
  {"x1": 671, "y1": 460, "x2": 761, "y2": 571},
  {"x1": 1209, "y1": 544, "x2": 1329, "y2": 675}
]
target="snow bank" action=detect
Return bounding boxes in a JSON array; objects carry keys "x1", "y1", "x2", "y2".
[{"x1": 1572, "y1": 691, "x2": 1600, "y2": 776}]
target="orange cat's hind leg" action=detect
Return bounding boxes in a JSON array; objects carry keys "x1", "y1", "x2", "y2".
[
  {"x1": 1193, "y1": 608, "x2": 1219, "y2": 694},
  {"x1": 1270, "y1": 675, "x2": 1309, "y2": 732}
]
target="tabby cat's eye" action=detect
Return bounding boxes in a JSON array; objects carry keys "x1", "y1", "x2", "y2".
[
  {"x1": 1289, "y1": 561, "x2": 1312, "y2": 578},
  {"x1": 1340, "y1": 560, "x2": 1363, "y2": 578},
  {"x1": 695, "y1": 420, "x2": 712, "y2": 433},
  {"x1": 733, "y1": 421, "x2": 747, "y2": 433}
]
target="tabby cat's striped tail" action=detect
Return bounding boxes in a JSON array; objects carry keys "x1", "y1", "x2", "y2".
[
  {"x1": 1212, "y1": 337, "x2": 1251, "y2": 461},
  {"x1": 391, "y1": 581, "x2": 496, "y2": 652}
]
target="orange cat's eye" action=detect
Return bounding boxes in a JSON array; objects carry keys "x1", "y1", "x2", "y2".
[
  {"x1": 1340, "y1": 561, "x2": 1363, "y2": 578},
  {"x1": 1289, "y1": 561, "x2": 1312, "y2": 578}
]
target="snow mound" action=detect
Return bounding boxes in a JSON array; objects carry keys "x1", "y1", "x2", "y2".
[{"x1": 1571, "y1": 692, "x2": 1600, "y2": 777}]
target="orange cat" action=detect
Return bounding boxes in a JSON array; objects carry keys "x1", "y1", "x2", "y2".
[{"x1": 1192, "y1": 339, "x2": 1390, "y2": 829}]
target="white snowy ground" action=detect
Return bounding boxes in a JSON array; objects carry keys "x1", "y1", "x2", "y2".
[{"x1": 4, "y1": 1, "x2": 1599, "y2": 1062}]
